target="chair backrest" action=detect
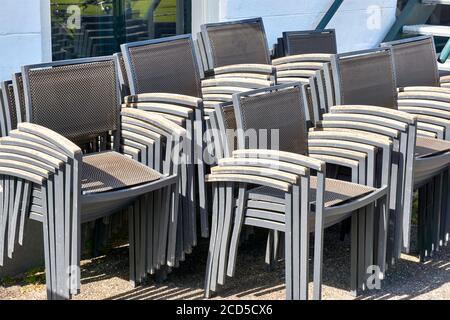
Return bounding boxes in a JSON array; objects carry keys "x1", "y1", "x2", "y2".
[
  {"x1": 22, "y1": 56, "x2": 121, "y2": 145},
  {"x1": 114, "y1": 53, "x2": 130, "y2": 98},
  {"x1": 201, "y1": 18, "x2": 271, "y2": 68},
  {"x1": 12, "y1": 72, "x2": 26, "y2": 124},
  {"x1": 283, "y1": 29, "x2": 337, "y2": 56},
  {"x1": 333, "y1": 47, "x2": 398, "y2": 109},
  {"x1": 1, "y1": 80, "x2": 17, "y2": 133},
  {"x1": 213, "y1": 102, "x2": 238, "y2": 158},
  {"x1": 121, "y1": 35, "x2": 203, "y2": 97},
  {"x1": 233, "y1": 83, "x2": 308, "y2": 155},
  {"x1": 381, "y1": 36, "x2": 439, "y2": 87}
]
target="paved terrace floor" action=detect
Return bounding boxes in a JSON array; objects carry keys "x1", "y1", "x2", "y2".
[{"x1": 0, "y1": 226, "x2": 449, "y2": 300}]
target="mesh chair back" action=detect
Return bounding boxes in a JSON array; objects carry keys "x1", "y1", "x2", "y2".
[
  {"x1": 1, "y1": 80, "x2": 18, "y2": 131},
  {"x1": 234, "y1": 84, "x2": 308, "y2": 155},
  {"x1": 335, "y1": 48, "x2": 398, "y2": 109},
  {"x1": 121, "y1": 35, "x2": 202, "y2": 97},
  {"x1": 12, "y1": 73, "x2": 26, "y2": 124},
  {"x1": 283, "y1": 29, "x2": 337, "y2": 56},
  {"x1": 381, "y1": 36, "x2": 439, "y2": 87},
  {"x1": 114, "y1": 53, "x2": 131, "y2": 97},
  {"x1": 22, "y1": 56, "x2": 120, "y2": 144},
  {"x1": 214, "y1": 102, "x2": 238, "y2": 157},
  {"x1": 201, "y1": 18, "x2": 271, "y2": 68}
]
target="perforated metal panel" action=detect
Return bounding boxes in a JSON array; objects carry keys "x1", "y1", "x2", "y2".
[
  {"x1": 26, "y1": 59, "x2": 120, "y2": 143},
  {"x1": 126, "y1": 37, "x2": 202, "y2": 97},
  {"x1": 82, "y1": 151, "x2": 162, "y2": 194},
  {"x1": 284, "y1": 30, "x2": 337, "y2": 56},
  {"x1": 13, "y1": 73, "x2": 26, "y2": 123},
  {"x1": 205, "y1": 20, "x2": 271, "y2": 67},
  {"x1": 3, "y1": 81, "x2": 17, "y2": 129},
  {"x1": 338, "y1": 50, "x2": 398, "y2": 109},
  {"x1": 250, "y1": 176, "x2": 375, "y2": 208},
  {"x1": 415, "y1": 136, "x2": 450, "y2": 158},
  {"x1": 221, "y1": 104, "x2": 238, "y2": 153},
  {"x1": 237, "y1": 86, "x2": 308, "y2": 155},
  {"x1": 387, "y1": 37, "x2": 439, "y2": 87}
]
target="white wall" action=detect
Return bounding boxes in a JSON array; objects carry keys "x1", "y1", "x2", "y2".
[
  {"x1": 193, "y1": 0, "x2": 397, "y2": 53},
  {"x1": 0, "y1": 0, "x2": 51, "y2": 81}
]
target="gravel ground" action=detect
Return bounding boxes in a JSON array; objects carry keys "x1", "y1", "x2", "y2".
[{"x1": 0, "y1": 226, "x2": 449, "y2": 300}]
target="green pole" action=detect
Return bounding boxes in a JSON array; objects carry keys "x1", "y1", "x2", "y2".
[{"x1": 316, "y1": 0, "x2": 344, "y2": 30}]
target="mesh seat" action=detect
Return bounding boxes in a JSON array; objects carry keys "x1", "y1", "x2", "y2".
[
  {"x1": 415, "y1": 136, "x2": 450, "y2": 158},
  {"x1": 248, "y1": 176, "x2": 375, "y2": 208},
  {"x1": 81, "y1": 151, "x2": 162, "y2": 195}
]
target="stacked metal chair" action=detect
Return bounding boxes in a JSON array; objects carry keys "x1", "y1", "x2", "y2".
[
  {"x1": 0, "y1": 56, "x2": 184, "y2": 299},
  {"x1": 198, "y1": 18, "x2": 338, "y2": 127},
  {"x1": 380, "y1": 35, "x2": 450, "y2": 259},
  {"x1": 321, "y1": 46, "x2": 450, "y2": 264},
  {"x1": 381, "y1": 36, "x2": 450, "y2": 139},
  {"x1": 272, "y1": 29, "x2": 337, "y2": 59},
  {"x1": 120, "y1": 36, "x2": 207, "y2": 268},
  {"x1": 205, "y1": 82, "x2": 393, "y2": 300}
]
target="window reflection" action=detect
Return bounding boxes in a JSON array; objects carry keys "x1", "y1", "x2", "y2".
[{"x1": 51, "y1": 0, "x2": 190, "y2": 61}]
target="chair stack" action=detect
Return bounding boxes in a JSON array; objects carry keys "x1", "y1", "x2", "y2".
[{"x1": 0, "y1": 57, "x2": 183, "y2": 299}]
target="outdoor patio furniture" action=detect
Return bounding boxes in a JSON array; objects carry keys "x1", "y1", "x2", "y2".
[
  {"x1": 273, "y1": 29, "x2": 337, "y2": 59},
  {"x1": 1, "y1": 80, "x2": 18, "y2": 135},
  {"x1": 120, "y1": 35, "x2": 207, "y2": 254},
  {"x1": 205, "y1": 83, "x2": 393, "y2": 300},
  {"x1": 381, "y1": 36, "x2": 450, "y2": 140},
  {"x1": 322, "y1": 46, "x2": 450, "y2": 261},
  {"x1": 0, "y1": 56, "x2": 183, "y2": 299},
  {"x1": 199, "y1": 18, "x2": 336, "y2": 127}
]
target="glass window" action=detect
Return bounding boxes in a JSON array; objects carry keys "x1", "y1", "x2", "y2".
[{"x1": 50, "y1": 0, "x2": 191, "y2": 61}]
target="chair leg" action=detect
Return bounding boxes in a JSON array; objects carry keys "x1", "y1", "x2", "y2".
[
  {"x1": 365, "y1": 204, "x2": 374, "y2": 286},
  {"x1": 227, "y1": 185, "x2": 247, "y2": 277},
  {"x1": 284, "y1": 192, "x2": 293, "y2": 300},
  {"x1": 357, "y1": 208, "x2": 366, "y2": 292},
  {"x1": 418, "y1": 185, "x2": 426, "y2": 262},
  {"x1": 265, "y1": 230, "x2": 275, "y2": 272},
  {"x1": 128, "y1": 205, "x2": 137, "y2": 287},
  {"x1": 350, "y1": 213, "x2": 359, "y2": 297},
  {"x1": 204, "y1": 183, "x2": 219, "y2": 298},
  {"x1": 218, "y1": 183, "x2": 234, "y2": 285},
  {"x1": 210, "y1": 183, "x2": 225, "y2": 292}
]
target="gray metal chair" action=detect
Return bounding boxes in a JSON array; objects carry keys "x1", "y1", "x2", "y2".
[
  {"x1": 381, "y1": 36, "x2": 450, "y2": 139},
  {"x1": 199, "y1": 18, "x2": 335, "y2": 127},
  {"x1": 121, "y1": 35, "x2": 208, "y2": 251},
  {"x1": 326, "y1": 47, "x2": 450, "y2": 261},
  {"x1": 200, "y1": 17, "x2": 271, "y2": 69},
  {"x1": 272, "y1": 54, "x2": 337, "y2": 125},
  {"x1": 1, "y1": 80, "x2": 18, "y2": 135},
  {"x1": 281, "y1": 29, "x2": 337, "y2": 57},
  {"x1": 0, "y1": 56, "x2": 183, "y2": 300},
  {"x1": 205, "y1": 83, "x2": 392, "y2": 300}
]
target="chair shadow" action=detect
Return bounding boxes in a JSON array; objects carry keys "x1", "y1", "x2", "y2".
[{"x1": 74, "y1": 225, "x2": 449, "y2": 300}]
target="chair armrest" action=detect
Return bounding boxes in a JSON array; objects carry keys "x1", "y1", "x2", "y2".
[
  {"x1": 398, "y1": 99, "x2": 450, "y2": 113},
  {"x1": 272, "y1": 53, "x2": 334, "y2": 66},
  {"x1": 398, "y1": 90, "x2": 450, "y2": 103},
  {"x1": 398, "y1": 106, "x2": 450, "y2": 120},
  {"x1": 123, "y1": 102, "x2": 193, "y2": 119},
  {"x1": 212, "y1": 64, "x2": 275, "y2": 76},
  {"x1": 121, "y1": 108, "x2": 186, "y2": 137},
  {"x1": 317, "y1": 120, "x2": 400, "y2": 139},
  {"x1": 218, "y1": 156, "x2": 308, "y2": 176},
  {"x1": 329, "y1": 105, "x2": 416, "y2": 125},
  {"x1": 232, "y1": 149, "x2": 324, "y2": 171},
  {"x1": 17, "y1": 123, "x2": 81, "y2": 158},
  {"x1": 205, "y1": 172, "x2": 291, "y2": 192},
  {"x1": 399, "y1": 86, "x2": 450, "y2": 94},
  {"x1": 211, "y1": 165, "x2": 299, "y2": 184},
  {"x1": 125, "y1": 93, "x2": 202, "y2": 108},
  {"x1": 202, "y1": 77, "x2": 273, "y2": 89}
]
